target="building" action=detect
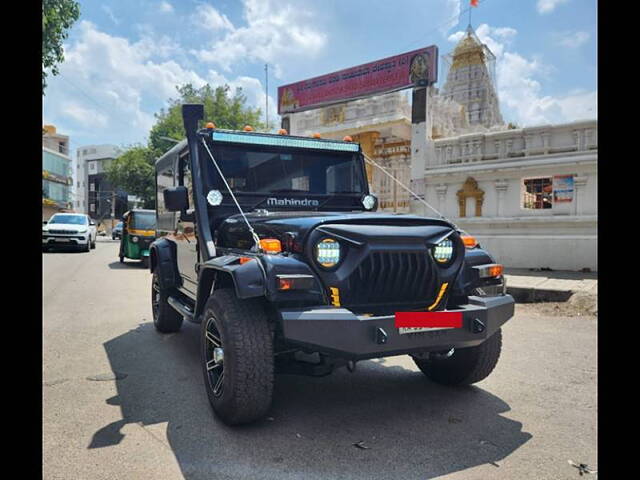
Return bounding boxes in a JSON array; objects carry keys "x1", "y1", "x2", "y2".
[
  {"x1": 76, "y1": 145, "x2": 128, "y2": 223},
  {"x1": 285, "y1": 25, "x2": 597, "y2": 271},
  {"x1": 42, "y1": 125, "x2": 73, "y2": 220}
]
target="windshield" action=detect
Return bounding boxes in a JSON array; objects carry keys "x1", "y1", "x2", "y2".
[
  {"x1": 130, "y1": 213, "x2": 156, "y2": 230},
  {"x1": 116, "y1": 222, "x2": 123, "y2": 229},
  {"x1": 49, "y1": 215, "x2": 87, "y2": 225},
  {"x1": 206, "y1": 143, "x2": 366, "y2": 195}
]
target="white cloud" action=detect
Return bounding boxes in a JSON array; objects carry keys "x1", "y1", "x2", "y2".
[
  {"x1": 446, "y1": 23, "x2": 596, "y2": 126},
  {"x1": 191, "y1": 0, "x2": 326, "y2": 77},
  {"x1": 553, "y1": 30, "x2": 590, "y2": 48},
  {"x1": 159, "y1": 1, "x2": 174, "y2": 13},
  {"x1": 192, "y1": 3, "x2": 234, "y2": 31},
  {"x1": 43, "y1": 21, "x2": 274, "y2": 147},
  {"x1": 440, "y1": 0, "x2": 462, "y2": 35},
  {"x1": 537, "y1": 0, "x2": 570, "y2": 14}
]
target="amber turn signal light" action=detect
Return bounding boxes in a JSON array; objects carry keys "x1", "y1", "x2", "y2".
[
  {"x1": 487, "y1": 264, "x2": 504, "y2": 277},
  {"x1": 461, "y1": 235, "x2": 477, "y2": 248},
  {"x1": 239, "y1": 257, "x2": 254, "y2": 264},
  {"x1": 343, "y1": 135, "x2": 353, "y2": 142},
  {"x1": 260, "y1": 238, "x2": 282, "y2": 253},
  {"x1": 278, "y1": 128, "x2": 288, "y2": 135}
]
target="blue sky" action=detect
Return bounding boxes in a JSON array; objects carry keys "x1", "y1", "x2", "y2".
[{"x1": 43, "y1": 0, "x2": 597, "y2": 155}]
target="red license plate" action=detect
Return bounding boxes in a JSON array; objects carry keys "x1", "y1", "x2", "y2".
[{"x1": 395, "y1": 311, "x2": 463, "y2": 329}]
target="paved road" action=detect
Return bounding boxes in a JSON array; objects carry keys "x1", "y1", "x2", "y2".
[{"x1": 43, "y1": 240, "x2": 597, "y2": 480}]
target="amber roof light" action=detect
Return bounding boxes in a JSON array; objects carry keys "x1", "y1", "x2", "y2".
[
  {"x1": 243, "y1": 125, "x2": 254, "y2": 132},
  {"x1": 205, "y1": 122, "x2": 216, "y2": 129},
  {"x1": 278, "y1": 128, "x2": 288, "y2": 135}
]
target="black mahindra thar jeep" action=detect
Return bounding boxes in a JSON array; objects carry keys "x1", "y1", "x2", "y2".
[{"x1": 150, "y1": 104, "x2": 514, "y2": 425}]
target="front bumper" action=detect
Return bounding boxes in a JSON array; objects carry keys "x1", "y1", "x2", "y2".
[
  {"x1": 42, "y1": 234, "x2": 89, "y2": 247},
  {"x1": 278, "y1": 295, "x2": 514, "y2": 360}
]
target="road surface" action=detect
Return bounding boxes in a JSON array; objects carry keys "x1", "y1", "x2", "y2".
[{"x1": 43, "y1": 239, "x2": 597, "y2": 479}]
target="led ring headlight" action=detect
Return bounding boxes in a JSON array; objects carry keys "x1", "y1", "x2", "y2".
[
  {"x1": 432, "y1": 238, "x2": 454, "y2": 265},
  {"x1": 315, "y1": 238, "x2": 341, "y2": 268}
]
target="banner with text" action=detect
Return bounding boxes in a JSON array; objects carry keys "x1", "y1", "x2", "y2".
[{"x1": 278, "y1": 45, "x2": 438, "y2": 114}]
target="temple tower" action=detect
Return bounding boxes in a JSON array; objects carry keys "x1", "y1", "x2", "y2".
[{"x1": 441, "y1": 25, "x2": 504, "y2": 130}]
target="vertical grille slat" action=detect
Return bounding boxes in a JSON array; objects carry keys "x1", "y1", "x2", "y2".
[{"x1": 343, "y1": 251, "x2": 436, "y2": 308}]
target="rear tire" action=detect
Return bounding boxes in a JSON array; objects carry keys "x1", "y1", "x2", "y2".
[
  {"x1": 412, "y1": 329, "x2": 502, "y2": 386},
  {"x1": 119, "y1": 255, "x2": 124, "y2": 263},
  {"x1": 151, "y1": 270, "x2": 183, "y2": 333},
  {"x1": 201, "y1": 289, "x2": 274, "y2": 425}
]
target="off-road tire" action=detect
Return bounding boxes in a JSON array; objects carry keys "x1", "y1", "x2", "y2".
[
  {"x1": 201, "y1": 289, "x2": 274, "y2": 425},
  {"x1": 413, "y1": 329, "x2": 502, "y2": 386},
  {"x1": 151, "y1": 270, "x2": 183, "y2": 333}
]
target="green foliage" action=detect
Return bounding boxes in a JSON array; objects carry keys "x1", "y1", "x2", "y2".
[
  {"x1": 105, "y1": 146, "x2": 156, "y2": 209},
  {"x1": 149, "y1": 83, "x2": 264, "y2": 155},
  {"x1": 107, "y1": 82, "x2": 263, "y2": 209},
  {"x1": 507, "y1": 122, "x2": 519, "y2": 129},
  {"x1": 42, "y1": 0, "x2": 80, "y2": 94}
]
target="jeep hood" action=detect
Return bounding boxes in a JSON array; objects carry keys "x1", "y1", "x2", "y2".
[{"x1": 215, "y1": 211, "x2": 456, "y2": 250}]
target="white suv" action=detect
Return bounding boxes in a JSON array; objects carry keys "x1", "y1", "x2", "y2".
[{"x1": 42, "y1": 213, "x2": 97, "y2": 252}]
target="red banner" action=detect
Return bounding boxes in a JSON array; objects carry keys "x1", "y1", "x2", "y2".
[{"x1": 278, "y1": 46, "x2": 438, "y2": 114}]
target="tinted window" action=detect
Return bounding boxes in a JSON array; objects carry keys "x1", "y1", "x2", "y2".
[{"x1": 207, "y1": 144, "x2": 365, "y2": 195}]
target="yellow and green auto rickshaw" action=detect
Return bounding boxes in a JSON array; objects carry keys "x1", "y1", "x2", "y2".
[{"x1": 118, "y1": 209, "x2": 156, "y2": 268}]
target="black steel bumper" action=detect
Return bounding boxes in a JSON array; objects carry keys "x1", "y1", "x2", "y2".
[{"x1": 278, "y1": 295, "x2": 515, "y2": 360}]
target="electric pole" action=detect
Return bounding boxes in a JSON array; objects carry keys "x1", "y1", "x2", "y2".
[{"x1": 265, "y1": 63, "x2": 269, "y2": 130}]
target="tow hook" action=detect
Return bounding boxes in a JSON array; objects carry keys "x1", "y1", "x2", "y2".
[
  {"x1": 472, "y1": 318, "x2": 486, "y2": 334},
  {"x1": 347, "y1": 360, "x2": 357, "y2": 373},
  {"x1": 375, "y1": 327, "x2": 388, "y2": 345}
]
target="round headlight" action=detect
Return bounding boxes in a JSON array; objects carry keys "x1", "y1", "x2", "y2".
[
  {"x1": 207, "y1": 189, "x2": 223, "y2": 206},
  {"x1": 432, "y1": 238, "x2": 454, "y2": 265},
  {"x1": 316, "y1": 238, "x2": 341, "y2": 268},
  {"x1": 132, "y1": 236, "x2": 139, "y2": 243},
  {"x1": 362, "y1": 194, "x2": 376, "y2": 210}
]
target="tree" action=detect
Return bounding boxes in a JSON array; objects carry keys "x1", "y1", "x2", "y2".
[
  {"x1": 148, "y1": 83, "x2": 264, "y2": 155},
  {"x1": 42, "y1": 0, "x2": 81, "y2": 94},
  {"x1": 105, "y1": 146, "x2": 156, "y2": 209}
]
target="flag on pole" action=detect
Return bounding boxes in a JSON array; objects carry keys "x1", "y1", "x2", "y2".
[{"x1": 471, "y1": 0, "x2": 479, "y2": 6}]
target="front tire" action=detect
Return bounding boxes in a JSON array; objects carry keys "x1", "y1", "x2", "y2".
[
  {"x1": 412, "y1": 329, "x2": 503, "y2": 386},
  {"x1": 201, "y1": 289, "x2": 274, "y2": 425},
  {"x1": 151, "y1": 270, "x2": 183, "y2": 333}
]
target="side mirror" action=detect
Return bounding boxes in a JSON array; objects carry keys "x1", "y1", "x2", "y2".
[
  {"x1": 89, "y1": 220, "x2": 96, "y2": 226},
  {"x1": 164, "y1": 186, "x2": 189, "y2": 212},
  {"x1": 42, "y1": 220, "x2": 48, "y2": 225}
]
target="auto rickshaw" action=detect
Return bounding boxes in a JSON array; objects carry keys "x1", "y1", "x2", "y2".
[{"x1": 119, "y1": 209, "x2": 156, "y2": 268}]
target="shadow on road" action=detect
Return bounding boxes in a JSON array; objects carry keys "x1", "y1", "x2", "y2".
[
  {"x1": 90, "y1": 322, "x2": 532, "y2": 479},
  {"x1": 107, "y1": 261, "x2": 146, "y2": 270}
]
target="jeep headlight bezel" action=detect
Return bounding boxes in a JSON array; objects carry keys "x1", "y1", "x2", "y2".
[
  {"x1": 315, "y1": 238, "x2": 341, "y2": 269},
  {"x1": 431, "y1": 237, "x2": 455, "y2": 266}
]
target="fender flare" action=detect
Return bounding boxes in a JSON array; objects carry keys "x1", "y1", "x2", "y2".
[
  {"x1": 149, "y1": 238, "x2": 180, "y2": 290},
  {"x1": 193, "y1": 257, "x2": 267, "y2": 321}
]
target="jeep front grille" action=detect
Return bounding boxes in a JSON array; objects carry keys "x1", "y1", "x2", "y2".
[
  {"x1": 48, "y1": 229, "x2": 78, "y2": 234},
  {"x1": 344, "y1": 251, "x2": 438, "y2": 308}
]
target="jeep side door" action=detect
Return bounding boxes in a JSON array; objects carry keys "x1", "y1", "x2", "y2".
[{"x1": 175, "y1": 153, "x2": 198, "y2": 296}]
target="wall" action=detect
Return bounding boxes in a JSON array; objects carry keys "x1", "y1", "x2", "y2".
[{"x1": 415, "y1": 120, "x2": 598, "y2": 271}]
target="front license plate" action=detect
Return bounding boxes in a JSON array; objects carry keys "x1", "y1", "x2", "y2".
[
  {"x1": 56, "y1": 238, "x2": 71, "y2": 242},
  {"x1": 398, "y1": 326, "x2": 455, "y2": 335},
  {"x1": 395, "y1": 311, "x2": 463, "y2": 334}
]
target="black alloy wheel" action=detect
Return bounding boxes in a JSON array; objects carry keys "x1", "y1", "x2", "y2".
[{"x1": 204, "y1": 316, "x2": 225, "y2": 399}]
